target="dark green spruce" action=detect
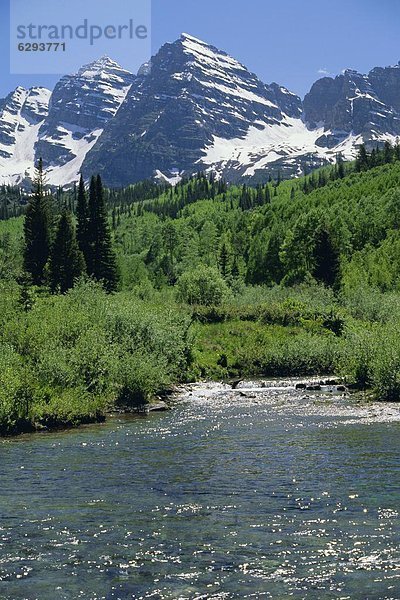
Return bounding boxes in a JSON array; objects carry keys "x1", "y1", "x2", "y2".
[
  {"x1": 312, "y1": 228, "x2": 339, "y2": 288},
  {"x1": 87, "y1": 175, "x2": 119, "y2": 291},
  {"x1": 76, "y1": 174, "x2": 90, "y2": 267},
  {"x1": 49, "y1": 208, "x2": 86, "y2": 293},
  {"x1": 23, "y1": 158, "x2": 52, "y2": 285}
]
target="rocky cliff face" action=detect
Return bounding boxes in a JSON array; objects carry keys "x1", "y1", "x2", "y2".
[
  {"x1": 1, "y1": 35, "x2": 400, "y2": 187},
  {"x1": 365, "y1": 64, "x2": 400, "y2": 113},
  {"x1": 303, "y1": 67, "x2": 400, "y2": 151},
  {"x1": 36, "y1": 57, "x2": 134, "y2": 186}
]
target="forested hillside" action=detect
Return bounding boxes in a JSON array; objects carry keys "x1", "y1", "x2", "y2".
[
  {"x1": 111, "y1": 144, "x2": 400, "y2": 295},
  {"x1": 2, "y1": 144, "x2": 400, "y2": 434}
]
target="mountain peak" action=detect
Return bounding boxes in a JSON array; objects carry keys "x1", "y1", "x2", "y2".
[
  {"x1": 173, "y1": 31, "x2": 249, "y2": 77},
  {"x1": 77, "y1": 56, "x2": 130, "y2": 78},
  {"x1": 180, "y1": 32, "x2": 208, "y2": 44},
  {"x1": 342, "y1": 68, "x2": 363, "y2": 78}
]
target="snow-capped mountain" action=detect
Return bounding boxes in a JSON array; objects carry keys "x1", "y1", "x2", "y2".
[
  {"x1": 83, "y1": 35, "x2": 400, "y2": 185},
  {"x1": 0, "y1": 86, "x2": 51, "y2": 185},
  {"x1": 2, "y1": 34, "x2": 400, "y2": 187},
  {"x1": 83, "y1": 33, "x2": 311, "y2": 185},
  {"x1": 303, "y1": 67, "x2": 400, "y2": 150},
  {"x1": 36, "y1": 57, "x2": 134, "y2": 186},
  {"x1": 0, "y1": 57, "x2": 134, "y2": 187}
]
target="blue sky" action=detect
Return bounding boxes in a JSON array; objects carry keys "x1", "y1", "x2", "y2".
[{"x1": 1, "y1": 0, "x2": 400, "y2": 98}]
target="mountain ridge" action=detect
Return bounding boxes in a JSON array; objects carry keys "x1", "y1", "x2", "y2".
[{"x1": 1, "y1": 34, "x2": 400, "y2": 187}]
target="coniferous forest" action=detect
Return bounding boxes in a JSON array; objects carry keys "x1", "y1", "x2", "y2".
[{"x1": 1, "y1": 143, "x2": 400, "y2": 434}]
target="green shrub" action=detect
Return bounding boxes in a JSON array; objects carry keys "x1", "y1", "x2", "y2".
[
  {"x1": 177, "y1": 266, "x2": 230, "y2": 306},
  {"x1": 339, "y1": 322, "x2": 400, "y2": 400}
]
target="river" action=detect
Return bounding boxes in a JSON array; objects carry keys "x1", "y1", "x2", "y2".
[{"x1": 1, "y1": 380, "x2": 400, "y2": 599}]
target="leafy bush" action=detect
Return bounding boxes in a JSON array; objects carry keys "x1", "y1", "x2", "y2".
[
  {"x1": 0, "y1": 343, "x2": 27, "y2": 433},
  {"x1": 339, "y1": 322, "x2": 400, "y2": 400},
  {"x1": 177, "y1": 266, "x2": 230, "y2": 306},
  {"x1": 337, "y1": 325, "x2": 377, "y2": 389}
]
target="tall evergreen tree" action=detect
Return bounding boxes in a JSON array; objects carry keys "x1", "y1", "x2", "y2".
[
  {"x1": 255, "y1": 184, "x2": 264, "y2": 206},
  {"x1": 317, "y1": 171, "x2": 325, "y2": 187},
  {"x1": 384, "y1": 141, "x2": 394, "y2": 164},
  {"x1": 86, "y1": 175, "x2": 97, "y2": 275},
  {"x1": 49, "y1": 208, "x2": 85, "y2": 293},
  {"x1": 18, "y1": 273, "x2": 35, "y2": 312},
  {"x1": 355, "y1": 144, "x2": 369, "y2": 172},
  {"x1": 76, "y1": 174, "x2": 90, "y2": 268},
  {"x1": 218, "y1": 236, "x2": 232, "y2": 280},
  {"x1": 336, "y1": 153, "x2": 345, "y2": 179},
  {"x1": 23, "y1": 158, "x2": 52, "y2": 285},
  {"x1": 87, "y1": 175, "x2": 118, "y2": 291},
  {"x1": 239, "y1": 185, "x2": 252, "y2": 211},
  {"x1": 312, "y1": 228, "x2": 339, "y2": 287},
  {"x1": 370, "y1": 148, "x2": 377, "y2": 168}
]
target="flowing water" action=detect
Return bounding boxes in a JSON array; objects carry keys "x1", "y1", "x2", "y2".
[{"x1": 1, "y1": 380, "x2": 400, "y2": 599}]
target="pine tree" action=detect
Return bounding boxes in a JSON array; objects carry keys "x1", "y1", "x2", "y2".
[
  {"x1": 336, "y1": 153, "x2": 345, "y2": 179},
  {"x1": 49, "y1": 208, "x2": 85, "y2": 293},
  {"x1": 218, "y1": 235, "x2": 233, "y2": 280},
  {"x1": 384, "y1": 141, "x2": 393, "y2": 164},
  {"x1": 370, "y1": 148, "x2": 377, "y2": 168},
  {"x1": 355, "y1": 144, "x2": 369, "y2": 172},
  {"x1": 87, "y1": 175, "x2": 119, "y2": 291},
  {"x1": 76, "y1": 174, "x2": 90, "y2": 269},
  {"x1": 23, "y1": 158, "x2": 52, "y2": 285},
  {"x1": 239, "y1": 185, "x2": 252, "y2": 211},
  {"x1": 86, "y1": 175, "x2": 97, "y2": 274},
  {"x1": 255, "y1": 184, "x2": 264, "y2": 206},
  {"x1": 264, "y1": 185, "x2": 271, "y2": 204},
  {"x1": 395, "y1": 142, "x2": 400, "y2": 162},
  {"x1": 18, "y1": 273, "x2": 35, "y2": 312},
  {"x1": 112, "y1": 207, "x2": 117, "y2": 230},
  {"x1": 312, "y1": 228, "x2": 339, "y2": 287},
  {"x1": 231, "y1": 256, "x2": 240, "y2": 280}
]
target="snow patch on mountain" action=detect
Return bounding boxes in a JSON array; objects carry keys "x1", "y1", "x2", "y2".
[
  {"x1": 45, "y1": 128, "x2": 103, "y2": 186},
  {"x1": 0, "y1": 87, "x2": 51, "y2": 185},
  {"x1": 199, "y1": 79, "x2": 278, "y2": 109},
  {"x1": 181, "y1": 33, "x2": 247, "y2": 73},
  {"x1": 200, "y1": 116, "x2": 370, "y2": 179},
  {"x1": 154, "y1": 169, "x2": 183, "y2": 186}
]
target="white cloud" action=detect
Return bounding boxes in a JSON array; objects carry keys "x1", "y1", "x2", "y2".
[{"x1": 318, "y1": 68, "x2": 331, "y2": 76}]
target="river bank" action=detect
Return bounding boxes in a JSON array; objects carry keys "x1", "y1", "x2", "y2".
[{"x1": 2, "y1": 375, "x2": 400, "y2": 438}]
